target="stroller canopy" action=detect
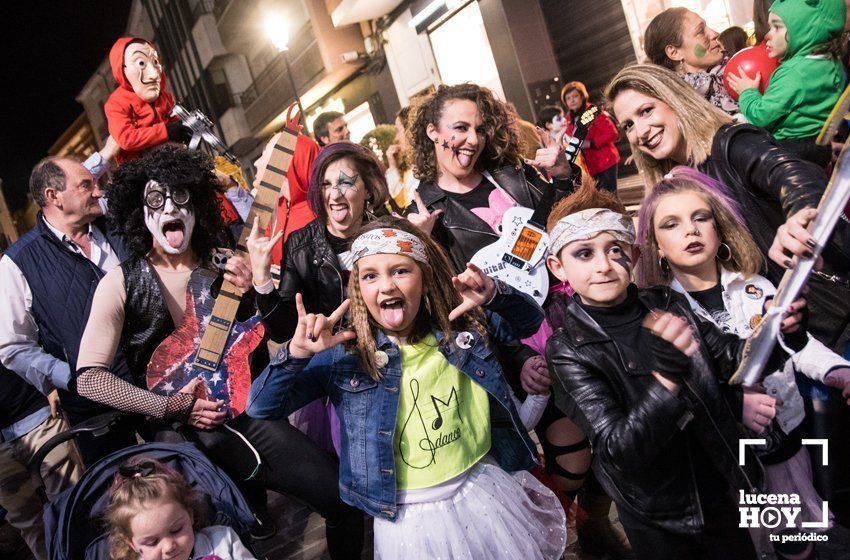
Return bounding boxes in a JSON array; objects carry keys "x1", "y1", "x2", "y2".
[{"x1": 44, "y1": 442, "x2": 255, "y2": 560}]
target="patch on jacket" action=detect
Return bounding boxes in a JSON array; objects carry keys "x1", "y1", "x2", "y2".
[{"x1": 744, "y1": 284, "x2": 763, "y2": 300}]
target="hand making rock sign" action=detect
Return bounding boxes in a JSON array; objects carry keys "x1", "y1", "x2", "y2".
[
  {"x1": 530, "y1": 123, "x2": 573, "y2": 179},
  {"x1": 448, "y1": 262, "x2": 496, "y2": 321},
  {"x1": 288, "y1": 293, "x2": 357, "y2": 359},
  {"x1": 406, "y1": 188, "x2": 443, "y2": 235}
]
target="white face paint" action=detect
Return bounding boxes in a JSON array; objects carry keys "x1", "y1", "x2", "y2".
[
  {"x1": 550, "y1": 114, "x2": 565, "y2": 133},
  {"x1": 143, "y1": 180, "x2": 195, "y2": 255}
]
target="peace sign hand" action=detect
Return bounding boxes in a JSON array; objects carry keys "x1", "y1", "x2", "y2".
[
  {"x1": 289, "y1": 293, "x2": 356, "y2": 359},
  {"x1": 449, "y1": 263, "x2": 496, "y2": 321},
  {"x1": 528, "y1": 126, "x2": 572, "y2": 179},
  {"x1": 246, "y1": 216, "x2": 284, "y2": 288},
  {"x1": 406, "y1": 189, "x2": 442, "y2": 235}
]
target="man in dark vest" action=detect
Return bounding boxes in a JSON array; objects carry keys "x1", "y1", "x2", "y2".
[{"x1": 0, "y1": 154, "x2": 137, "y2": 467}]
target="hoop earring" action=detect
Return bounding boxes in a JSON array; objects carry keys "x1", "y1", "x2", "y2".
[
  {"x1": 717, "y1": 242, "x2": 732, "y2": 263},
  {"x1": 659, "y1": 256, "x2": 671, "y2": 278}
]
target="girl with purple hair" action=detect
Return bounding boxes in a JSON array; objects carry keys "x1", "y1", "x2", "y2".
[{"x1": 637, "y1": 167, "x2": 848, "y2": 559}]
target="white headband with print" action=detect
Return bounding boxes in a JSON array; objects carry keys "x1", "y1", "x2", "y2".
[
  {"x1": 549, "y1": 208, "x2": 635, "y2": 256},
  {"x1": 351, "y1": 228, "x2": 428, "y2": 264}
]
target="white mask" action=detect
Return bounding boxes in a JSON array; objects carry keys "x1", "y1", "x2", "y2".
[
  {"x1": 550, "y1": 115, "x2": 564, "y2": 133},
  {"x1": 143, "y1": 180, "x2": 195, "y2": 255}
]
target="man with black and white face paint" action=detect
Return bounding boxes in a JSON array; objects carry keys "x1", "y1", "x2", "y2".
[
  {"x1": 143, "y1": 180, "x2": 196, "y2": 255},
  {"x1": 73, "y1": 145, "x2": 365, "y2": 553}
]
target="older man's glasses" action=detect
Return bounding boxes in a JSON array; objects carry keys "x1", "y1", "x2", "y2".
[{"x1": 145, "y1": 188, "x2": 191, "y2": 210}]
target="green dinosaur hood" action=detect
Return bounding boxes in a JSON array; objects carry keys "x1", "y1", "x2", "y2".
[{"x1": 771, "y1": 0, "x2": 845, "y2": 57}]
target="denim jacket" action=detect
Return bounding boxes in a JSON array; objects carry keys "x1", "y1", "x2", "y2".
[{"x1": 247, "y1": 282, "x2": 544, "y2": 520}]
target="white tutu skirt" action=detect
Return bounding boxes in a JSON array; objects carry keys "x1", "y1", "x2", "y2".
[{"x1": 373, "y1": 460, "x2": 567, "y2": 559}]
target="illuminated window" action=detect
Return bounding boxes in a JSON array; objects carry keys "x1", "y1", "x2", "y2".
[
  {"x1": 345, "y1": 102, "x2": 377, "y2": 143},
  {"x1": 427, "y1": 1, "x2": 505, "y2": 100},
  {"x1": 620, "y1": 0, "x2": 754, "y2": 61}
]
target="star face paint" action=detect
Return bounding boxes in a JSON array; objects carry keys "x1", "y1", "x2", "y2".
[
  {"x1": 143, "y1": 180, "x2": 195, "y2": 255},
  {"x1": 694, "y1": 43, "x2": 707, "y2": 59},
  {"x1": 321, "y1": 158, "x2": 368, "y2": 238},
  {"x1": 124, "y1": 42, "x2": 163, "y2": 102},
  {"x1": 428, "y1": 99, "x2": 485, "y2": 181}
]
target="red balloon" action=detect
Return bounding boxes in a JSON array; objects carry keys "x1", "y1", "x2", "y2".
[{"x1": 723, "y1": 43, "x2": 780, "y2": 101}]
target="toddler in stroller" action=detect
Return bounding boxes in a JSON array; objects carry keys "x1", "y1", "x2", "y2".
[{"x1": 40, "y1": 442, "x2": 256, "y2": 560}]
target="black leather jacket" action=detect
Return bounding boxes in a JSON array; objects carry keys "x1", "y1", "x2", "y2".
[
  {"x1": 703, "y1": 123, "x2": 850, "y2": 349},
  {"x1": 410, "y1": 163, "x2": 578, "y2": 273},
  {"x1": 546, "y1": 287, "x2": 768, "y2": 534},
  {"x1": 702, "y1": 123, "x2": 850, "y2": 275},
  {"x1": 256, "y1": 220, "x2": 345, "y2": 343}
]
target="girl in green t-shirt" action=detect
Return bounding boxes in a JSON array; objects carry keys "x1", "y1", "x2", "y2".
[{"x1": 250, "y1": 217, "x2": 563, "y2": 559}]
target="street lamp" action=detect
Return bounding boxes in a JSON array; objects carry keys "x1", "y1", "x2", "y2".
[{"x1": 264, "y1": 14, "x2": 304, "y2": 116}]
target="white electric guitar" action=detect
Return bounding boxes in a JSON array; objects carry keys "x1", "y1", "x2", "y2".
[{"x1": 470, "y1": 106, "x2": 599, "y2": 305}]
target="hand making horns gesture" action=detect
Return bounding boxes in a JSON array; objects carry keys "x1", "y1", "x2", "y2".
[
  {"x1": 246, "y1": 216, "x2": 284, "y2": 288},
  {"x1": 449, "y1": 263, "x2": 496, "y2": 321},
  {"x1": 530, "y1": 124, "x2": 571, "y2": 179},
  {"x1": 288, "y1": 293, "x2": 356, "y2": 359},
  {"x1": 406, "y1": 188, "x2": 442, "y2": 235}
]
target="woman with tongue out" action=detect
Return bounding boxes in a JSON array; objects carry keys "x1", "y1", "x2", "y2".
[
  {"x1": 405, "y1": 83, "x2": 578, "y2": 273},
  {"x1": 247, "y1": 142, "x2": 390, "y2": 453},
  {"x1": 248, "y1": 141, "x2": 390, "y2": 348}
]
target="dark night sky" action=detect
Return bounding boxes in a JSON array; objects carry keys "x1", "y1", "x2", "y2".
[{"x1": 0, "y1": 1, "x2": 132, "y2": 211}]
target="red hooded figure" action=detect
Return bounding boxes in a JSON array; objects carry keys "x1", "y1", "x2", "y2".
[
  {"x1": 270, "y1": 134, "x2": 319, "y2": 264},
  {"x1": 104, "y1": 37, "x2": 179, "y2": 164}
]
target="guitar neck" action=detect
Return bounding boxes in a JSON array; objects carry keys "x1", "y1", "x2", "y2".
[{"x1": 196, "y1": 126, "x2": 299, "y2": 371}]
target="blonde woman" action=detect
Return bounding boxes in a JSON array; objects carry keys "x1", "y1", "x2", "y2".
[{"x1": 604, "y1": 63, "x2": 850, "y2": 352}]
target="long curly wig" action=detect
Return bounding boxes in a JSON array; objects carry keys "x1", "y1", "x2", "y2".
[
  {"x1": 346, "y1": 216, "x2": 488, "y2": 380},
  {"x1": 106, "y1": 145, "x2": 227, "y2": 263},
  {"x1": 408, "y1": 83, "x2": 522, "y2": 184}
]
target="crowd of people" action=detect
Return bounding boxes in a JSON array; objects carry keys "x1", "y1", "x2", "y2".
[{"x1": 3, "y1": 1, "x2": 850, "y2": 559}]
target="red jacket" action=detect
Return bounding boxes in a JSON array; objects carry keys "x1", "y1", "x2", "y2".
[
  {"x1": 268, "y1": 134, "x2": 320, "y2": 265},
  {"x1": 567, "y1": 104, "x2": 620, "y2": 176},
  {"x1": 104, "y1": 37, "x2": 178, "y2": 164}
]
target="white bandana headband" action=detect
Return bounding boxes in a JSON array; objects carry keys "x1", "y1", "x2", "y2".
[
  {"x1": 549, "y1": 208, "x2": 635, "y2": 256},
  {"x1": 351, "y1": 228, "x2": 428, "y2": 264}
]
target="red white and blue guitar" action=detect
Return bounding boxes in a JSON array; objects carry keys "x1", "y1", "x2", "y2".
[
  {"x1": 146, "y1": 105, "x2": 300, "y2": 416},
  {"x1": 469, "y1": 106, "x2": 599, "y2": 305}
]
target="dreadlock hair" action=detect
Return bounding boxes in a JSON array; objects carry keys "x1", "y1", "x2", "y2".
[
  {"x1": 604, "y1": 64, "x2": 733, "y2": 186},
  {"x1": 408, "y1": 83, "x2": 522, "y2": 184},
  {"x1": 546, "y1": 173, "x2": 625, "y2": 237},
  {"x1": 635, "y1": 166, "x2": 763, "y2": 287},
  {"x1": 104, "y1": 457, "x2": 206, "y2": 560},
  {"x1": 106, "y1": 144, "x2": 227, "y2": 263},
  {"x1": 347, "y1": 217, "x2": 488, "y2": 381}
]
